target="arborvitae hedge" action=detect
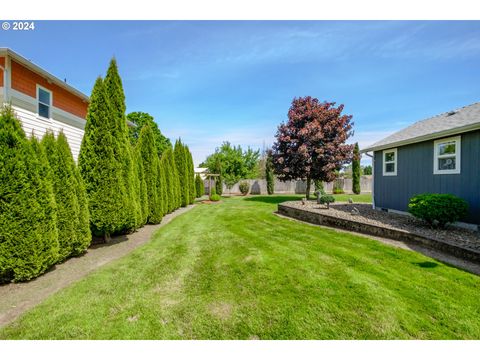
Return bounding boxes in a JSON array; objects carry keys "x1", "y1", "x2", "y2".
[
  {"x1": 166, "y1": 147, "x2": 181, "y2": 210},
  {"x1": 0, "y1": 106, "x2": 59, "y2": 282},
  {"x1": 138, "y1": 125, "x2": 162, "y2": 224},
  {"x1": 195, "y1": 174, "x2": 204, "y2": 198},
  {"x1": 161, "y1": 152, "x2": 174, "y2": 213},
  {"x1": 134, "y1": 144, "x2": 149, "y2": 226},
  {"x1": 352, "y1": 142, "x2": 361, "y2": 195},
  {"x1": 72, "y1": 157, "x2": 92, "y2": 255},
  {"x1": 42, "y1": 131, "x2": 80, "y2": 261},
  {"x1": 157, "y1": 159, "x2": 167, "y2": 216},
  {"x1": 79, "y1": 77, "x2": 127, "y2": 239},
  {"x1": 174, "y1": 139, "x2": 188, "y2": 207},
  {"x1": 185, "y1": 145, "x2": 195, "y2": 204},
  {"x1": 104, "y1": 59, "x2": 139, "y2": 233}
]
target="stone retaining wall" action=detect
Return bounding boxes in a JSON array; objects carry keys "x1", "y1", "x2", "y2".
[{"x1": 277, "y1": 203, "x2": 480, "y2": 264}]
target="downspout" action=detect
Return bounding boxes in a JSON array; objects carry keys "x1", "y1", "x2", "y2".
[{"x1": 364, "y1": 151, "x2": 375, "y2": 209}]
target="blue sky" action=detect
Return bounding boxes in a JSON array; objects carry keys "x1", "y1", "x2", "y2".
[{"x1": 2, "y1": 21, "x2": 480, "y2": 165}]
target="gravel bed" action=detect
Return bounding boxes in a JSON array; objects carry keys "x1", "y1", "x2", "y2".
[{"x1": 282, "y1": 201, "x2": 480, "y2": 252}]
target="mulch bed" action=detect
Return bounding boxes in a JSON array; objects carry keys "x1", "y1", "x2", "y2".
[{"x1": 282, "y1": 201, "x2": 480, "y2": 252}]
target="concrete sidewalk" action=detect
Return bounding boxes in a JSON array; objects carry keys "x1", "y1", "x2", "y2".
[{"x1": 0, "y1": 204, "x2": 195, "y2": 328}]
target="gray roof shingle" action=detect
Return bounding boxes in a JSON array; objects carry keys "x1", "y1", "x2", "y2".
[{"x1": 362, "y1": 102, "x2": 480, "y2": 152}]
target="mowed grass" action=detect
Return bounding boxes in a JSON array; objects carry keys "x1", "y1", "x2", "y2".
[{"x1": 1, "y1": 194, "x2": 479, "y2": 339}]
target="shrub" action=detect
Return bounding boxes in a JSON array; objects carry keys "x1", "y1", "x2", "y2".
[
  {"x1": 319, "y1": 194, "x2": 335, "y2": 209},
  {"x1": 0, "y1": 106, "x2": 59, "y2": 282},
  {"x1": 137, "y1": 125, "x2": 162, "y2": 224},
  {"x1": 314, "y1": 179, "x2": 325, "y2": 197},
  {"x1": 408, "y1": 193, "x2": 468, "y2": 228},
  {"x1": 265, "y1": 150, "x2": 275, "y2": 195},
  {"x1": 215, "y1": 176, "x2": 223, "y2": 196},
  {"x1": 195, "y1": 174, "x2": 204, "y2": 198},
  {"x1": 332, "y1": 179, "x2": 344, "y2": 194},
  {"x1": 239, "y1": 181, "x2": 250, "y2": 195},
  {"x1": 79, "y1": 77, "x2": 129, "y2": 239},
  {"x1": 210, "y1": 194, "x2": 221, "y2": 202},
  {"x1": 42, "y1": 131, "x2": 90, "y2": 260},
  {"x1": 352, "y1": 143, "x2": 361, "y2": 195},
  {"x1": 174, "y1": 139, "x2": 189, "y2": 207}
]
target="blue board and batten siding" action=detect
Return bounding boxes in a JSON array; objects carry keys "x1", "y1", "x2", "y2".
[{"x1": 373, "y1": 129, "x2": 480, "y2": 225}]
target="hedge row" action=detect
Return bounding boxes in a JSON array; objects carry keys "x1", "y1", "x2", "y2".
[
  {"x1": 0, "y1": 107, "x2": 91, "y2": 282},
  {"x1": 0, "y1": 59, "x2": 197, "y2": 282}
]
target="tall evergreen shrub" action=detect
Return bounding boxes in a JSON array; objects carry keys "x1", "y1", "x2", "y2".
[
  {"x1": 0, "y1": 106, "x2": 59, "y2": 282},
  {"x1": 79, "y1": 77, "x2": 127, "y2": 239},
  {"x1": 42, "y1": 131, "x2": 80, "y2": 260},
  {"x1": 104, "y1": 59, "x2": 139, "y2": 233},
  {"x1": 265, "y1": 150, "x2": 274, "y2": 195},
  {"x1": 195, "y1": 174, "x2": 204, "y2": 198},
  {"x1": 138, "y1": 125, "x2": 162, "y2": 223},
  {"x1": 352, "y1": 142, "x2": 361, "y2": 195},
  {"x1": 185, "y1": 145, "x2": 195, "y2": 204},
  {"x1": 174, "y1": 139, "x2": 188, "y2": 207}
]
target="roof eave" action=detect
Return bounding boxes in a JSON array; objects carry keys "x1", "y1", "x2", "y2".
[
  {"x1": 0, "y1": 47, "x2": 89, "y2": 103},
  {"x1": 361, "y1": 122, "x2": 480, "y2": 153}
]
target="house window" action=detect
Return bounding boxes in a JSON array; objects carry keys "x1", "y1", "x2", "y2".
[
  {"x1": 37, "y1": 86, "x2": 52, "y2": 119},
  {"x1": 383, "y1": 148, "x2": 397, "y2": 176},
  {"x1": 434, "y1": 136, "x2": 461, "y2": 175}
]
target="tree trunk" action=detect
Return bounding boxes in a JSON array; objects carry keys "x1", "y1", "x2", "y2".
[{"x1": 306, "y1": 176, "x2": 311, "y2": 200}]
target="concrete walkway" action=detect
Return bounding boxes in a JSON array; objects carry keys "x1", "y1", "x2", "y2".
[{"x1": 0, "y1": 204, "x2": 195, "y2": 328}]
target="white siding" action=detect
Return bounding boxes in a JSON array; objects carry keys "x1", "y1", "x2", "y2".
[{"x1": 10, "y1": 90, "x2": 85, "y2": 161}]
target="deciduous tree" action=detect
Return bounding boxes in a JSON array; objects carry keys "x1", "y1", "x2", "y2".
[{"x1": 272, "y1": 96, "x2": 354, "y2": 199}]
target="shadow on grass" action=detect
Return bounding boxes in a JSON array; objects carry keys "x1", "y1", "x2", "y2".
[
  {"x1": 412, "y1": 261, "x2": 439, "y2": 269},
  {"x1": 243, "y1": 195, "x2": 303, "y2": 205}
]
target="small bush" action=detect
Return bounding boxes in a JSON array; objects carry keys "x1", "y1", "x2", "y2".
[
  {"x1": 332, "y1": 179, "x2": 344, "y2": 194},
  {"x1": 209, "y1": 194, "x2": 221, "y2": 202},
  {"x1": 239, "y1": 181, "x2": 250, "y2": 195},
  {"x1": 408, "y1": 193, "x2": 468, "y2": 228},
  {"x1": 319, "y1": 194, "x2": 335, "y2": 209}
]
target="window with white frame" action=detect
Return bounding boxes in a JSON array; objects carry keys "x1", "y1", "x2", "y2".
[
  {"x1": 37, "y1": 86, "x2": 51, "y2": 119},
  {"x1": 382, "y1": 148, "x2": 397, "y2": 176},
  {"x1": 433, "y1": 136, "x2": 461, "y2": 174}
]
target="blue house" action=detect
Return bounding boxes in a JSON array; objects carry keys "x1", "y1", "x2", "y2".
[{"x1": 362, "y1": 102, "x2": 480, "y2": 228}]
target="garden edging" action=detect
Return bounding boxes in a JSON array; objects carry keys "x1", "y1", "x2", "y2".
[{"x1": 277, "y1": 203, "x2": 480, "y2": 264}]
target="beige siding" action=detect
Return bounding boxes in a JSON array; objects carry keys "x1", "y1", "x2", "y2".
[{"x1": 11, "y1": 102, "x2": 85, "y2": 162}]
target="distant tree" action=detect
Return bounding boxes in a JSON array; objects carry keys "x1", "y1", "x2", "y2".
[
  {"x1": 202, "y1": 142, "x2": 260, "y2": 190},
  {"x1": 195, "y1": 174, "x2": 205, "y2": 198},
  {"x1": 362, "y1": 165, "x2": 373, "y2": 175},
  {"x1": 79, "y1": 77, "x2": 128, "y2": 240},
  {"x1": 127, "y1": 112, "x2": 171, "y2": 156},
  {"x1": 265, "y1": 149, "x2": 275, "y2": 195},
  {"x1": 272, "y1": 96, "x2": 354, "y2": 199},
  {"x1": 138, "y1": 125, "x2": 163, "y2": 223},
  {"x1": 104, "y1": 58, "x2": 139, "y2": 233},
  {"x1": 0, "y1": 106, "x2": 59, "y2": 282},
  {"x1": 352, "y1": 143, "x2": 361, "y2": 195}
]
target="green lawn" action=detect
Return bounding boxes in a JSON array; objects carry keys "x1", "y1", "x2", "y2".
[{"x1": 2, "y1": 194, "x2": 479, "y2": 339}]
